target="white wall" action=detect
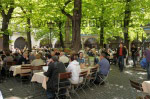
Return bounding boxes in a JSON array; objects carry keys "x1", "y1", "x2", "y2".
[{"x1": 9, "y1": 32, "x2": 40, "y2": 50}]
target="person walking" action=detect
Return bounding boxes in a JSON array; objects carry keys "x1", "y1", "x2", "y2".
[
  {"x1": 117, "y1": 43, "x2": 127, "y2": 72},
  {"x1": 144, "y1": 46, "x2": 150, "y2": 80},
  {"x1": 124, "y1": 46, "x2": 128, "y2": 67},
  {"x1": 131, "y1": 44, "x2": 137, "y2": 67}
]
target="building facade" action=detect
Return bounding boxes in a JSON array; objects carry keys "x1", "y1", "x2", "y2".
[{"x1": 0, "y1": 32, "x2": 40, "y2": 50}]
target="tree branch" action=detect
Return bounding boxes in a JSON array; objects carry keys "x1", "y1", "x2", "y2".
[
  {"x1": 1, "y1": 10, "x2": 6, "y2": 17},
  {"x1": 20, "y1": 7, "x2": 26, "y2": 14},
  {"x1": 61, "y1": 0, "x2": 72, "y2": 20},
  {"x1": 7, "y1": 0, "x2": 15, "y2": 19},
  {"x1": 0, "y1": 3, "x2": 6, "y2": 17},
  {"x1": 7, "y1": 8, "x2": 14, "y2": 19}
]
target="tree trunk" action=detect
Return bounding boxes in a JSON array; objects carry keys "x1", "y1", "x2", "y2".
[
  {"x1": 72, "y1": 0, "x2": 82, "y2": 52},
  {"x1": 58, "y1": 21, "x2": 65, "y2": 48},
  {"x1": 100, "y1": 26, "x2": 104, "y2": 48},
  {"x1": 100, "y1": 6, "x2": 105, "y2": 48},
  {"x1": 123, "y1": 0, "x2": 131, "y2": 50},
  {"x1": 65, "y1": 18, "x2": 71, "y2": 43},
  {"x1": 2, "y1": 17, "x2": 9, "y2": 51},
  {"x1": 1, "y1": 7, "x2": 14, "y2": 51},
  {"x1": 27, "y1": 18, "x2": 32, "y2": 52},
  {"x1": 61, "y1": 0, "x2": 82, "y2": 52},
  {"x1": 137, "y1": 32, "x2": 139, "y2": 47}
]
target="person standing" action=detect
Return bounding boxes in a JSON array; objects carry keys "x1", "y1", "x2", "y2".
[
  {"x1": 144, "y1": 47, "x2": 150, "y2": 80},
  {"x1": 124, "y1": 46, "x2": 128, "y2": 67},
  {"x1": 131, "y1": 44, "x2": 137, "y2": 67},
  {"x1": 117, "y1": 43, "x2": 127, "y2": 72}
]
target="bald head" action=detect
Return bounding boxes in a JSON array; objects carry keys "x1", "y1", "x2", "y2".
[
  {"x1": 99, "y1": 53, "x2": 106, "y2": 60},
  {"x1": 60, "y1": 52, "x2": 64, "y2": 56},
  {"x1": 51, "y1": 51, "x2": 55, "y2": 56}
]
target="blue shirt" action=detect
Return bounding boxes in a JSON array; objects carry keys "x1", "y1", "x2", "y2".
[
  {"x1": 98, "y1": 58, "x2": 110, "y2": 76},
  {"x1": 77, "y1": 58, "x2": 85, "y2": 65}
]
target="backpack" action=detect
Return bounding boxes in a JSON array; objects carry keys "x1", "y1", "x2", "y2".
[{"x1": 140, "y1": 58, "x2": 147, "y2": 69}]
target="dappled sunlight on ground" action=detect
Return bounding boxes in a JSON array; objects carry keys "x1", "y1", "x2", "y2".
[
  {"x1": 124, "y1": 71, "x2": 133, "y2": 75},
  {"x1": 0, "y1": 65, "x2": 148, "y2": 99},
  {"x1": 137, "y1": 72, "x2": 147, "y2": 75}
]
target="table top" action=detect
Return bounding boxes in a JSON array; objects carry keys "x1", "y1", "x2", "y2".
[
  {"x1": 34, "y1": 72, "x2": 44, "y2": 75},
  {"x1": 142, "y1": 81, "x2": 150, "y2": 94},
  {"x1": 143, "y1": 81, "x2": 150, "y2": 83},
  {"x1": 9, "y1": 65, "x2": 21, "y2": 71}
]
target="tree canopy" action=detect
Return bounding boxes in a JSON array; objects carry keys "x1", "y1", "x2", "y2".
[{"x1": 0, "y1": 0, "x2": 150, "y2": 51}]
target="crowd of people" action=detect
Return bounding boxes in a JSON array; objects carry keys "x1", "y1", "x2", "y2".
[
  {"x1": 0, "y1": 47, "x2": 111, "y2": 99},
  {"x1": 0, "y1": 42, "x2": 149, "y2": 99}
]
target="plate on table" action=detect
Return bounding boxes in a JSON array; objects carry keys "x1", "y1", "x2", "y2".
[{"x1": 43, "y1": 66, "x2": 48, "y2": 72}]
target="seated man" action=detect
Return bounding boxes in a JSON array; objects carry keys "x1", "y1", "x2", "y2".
[
  {"x1": 59, "y1": 52, "x2": 69, "y2": 67},
  {"x1": 31, "y1": 54, "x2": 44, "y2": 66},
  {"x1": 95, "y1": 53, "x2": 110, "y2": 84},
  {"x1": 17, "y1": 52, "x2": 29, "y2": 65},
  {"x1": 98, "y1": 53, "x2": 110, "y2": 76},
  {"x1": 44, "y1": 56, "x2": 66, "y2": 99},
  {"x1": 3, "y1": 51, "x2": 14, "y2": 66}
]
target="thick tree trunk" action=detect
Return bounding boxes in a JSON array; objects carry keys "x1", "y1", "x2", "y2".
[
  {"x1": 27, "y1": 18, "x2": 32, "y2": 52},
  {"x1": 65, "y1": 18, "x2": 71, "y2": 43},
  {"x1": 61, "y1": 0, "x2": 82, "y2": 52},
  {"x1": 2, "y1": 17, "x2": 9, "y2": 51},
  {"x1": 123, "y1": 0, "x2": 131, "y2": 50},
  {"x1": 1, "y1": 7, "x2": 14, "y2": 51},
  {"x1": 72, "y1": 0, "x2": 82, "y2": 52},
  {"x1": 58, "y1": 21, "x2": 65, "y2": 48}
]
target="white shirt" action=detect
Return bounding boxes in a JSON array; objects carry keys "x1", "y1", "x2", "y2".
[
  {"x1": 0, "y1": 91, "x2": 3, "y2": 99},
  {"x1": 66, "y1": 60, "x2": 83, "y2": 84},
  {"x1": 59, "y1": 55, "x2": 69, "y2": 64}
]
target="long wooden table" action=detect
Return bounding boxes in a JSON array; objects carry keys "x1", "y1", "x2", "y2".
[
  {"x1": 9, "y1": 64, "x2": 47, "y2": 76},
  {"x1": 31, "y1": 66, "x2": 96, "y2": 89},
  {"x1": 9, "y1": 65, "x2": 31, "y2": 76}
]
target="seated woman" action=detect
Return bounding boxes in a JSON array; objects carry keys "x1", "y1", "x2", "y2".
[
  {"x1": 77, "y1": 52, "x2": 85, "y2": 69},
  {"x1": 3, "y1": 51, "x2": 14, "y2": 65},
  {"x1": 66, "y1": 54, "x2": 83, "y2": 84},
  {"x1": 31, "y1": 54, "x2": 45, "y2": 66}
]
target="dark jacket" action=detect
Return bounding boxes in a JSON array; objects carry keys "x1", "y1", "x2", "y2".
[
  {"x1": 44, "y1": 62, "x2": 66, "y2": 91},
  {"x1": 117, "y1": 47, "x2": 127, "y2": 58},
  {"x1": 17, "y1": 56, "x2": 29, "y2": 65},
  {"x1": 131, "y1": 47, "x2": 137, "y2": 56}
]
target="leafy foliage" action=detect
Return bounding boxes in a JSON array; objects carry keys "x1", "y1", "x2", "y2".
[{"x1": 1, "y1": 0, "x2": 150, "y2": 49}]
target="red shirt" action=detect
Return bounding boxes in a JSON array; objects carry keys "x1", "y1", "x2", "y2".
[{"x1": 119, "y1": 47, "x2": 123, "y2": 56}]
